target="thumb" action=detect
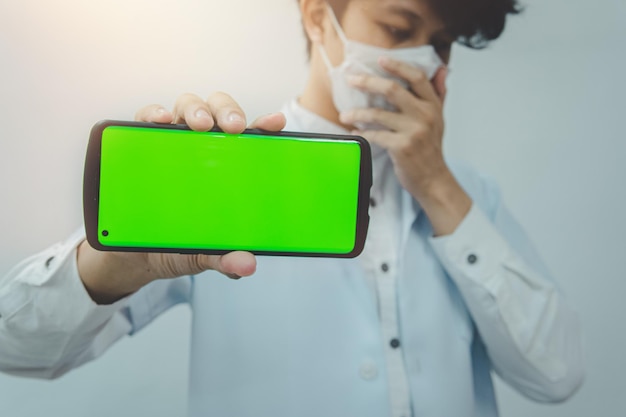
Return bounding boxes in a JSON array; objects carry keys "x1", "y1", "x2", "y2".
[
  {"x1": 203, "y1": 251, "x2": 257, "y2": 279},
  {"x1": 432, "y1": 66, "x2": 449, "y2": 103}
]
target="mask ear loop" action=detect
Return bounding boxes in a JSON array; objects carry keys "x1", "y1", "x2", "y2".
[
  {"x1": 317, "y1": 3, "x2": 348, "y2": 71},
  {"x1": 325, "y1": 3, "x2": 349, "y2": 45},
  {"x1": 318, "y1": 42, "x2": 335, "y2": 70}
]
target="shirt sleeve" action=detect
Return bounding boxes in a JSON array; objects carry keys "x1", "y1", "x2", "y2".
[
  {"x1": 0, "y1": 229, "x2": 191, "y2": 380},
  {"x1": 429, "y1": 202, "x2": 584, "y2": 403}
]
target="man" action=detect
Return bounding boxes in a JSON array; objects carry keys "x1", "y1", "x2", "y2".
[{"x1": 0, "y1": 1, "x2": 583, "y2": 416}]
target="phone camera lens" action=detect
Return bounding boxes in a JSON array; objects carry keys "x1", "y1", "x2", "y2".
[{"x1": 102, "y1": 230, "x2": 109, "y2": 237}]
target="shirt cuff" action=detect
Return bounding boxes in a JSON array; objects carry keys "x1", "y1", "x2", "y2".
[
  {"x1": 428, "y1": 203, "x2": 510, "y2": 295},
  {"x1": 0, "y1": 228, "x2": 129, "y2": 330}
]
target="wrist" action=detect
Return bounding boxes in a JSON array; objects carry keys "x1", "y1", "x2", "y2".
[
  {"x1": 416, "y1": 171, "x2": 472, "y2": 237},
  {"x1": 76, "y1": 240, "x2": 152, "y2": 304}
]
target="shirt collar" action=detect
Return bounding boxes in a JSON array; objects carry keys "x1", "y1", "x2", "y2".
[
  {"x1": 282, "y1": 98, "x2": 423, "y2": 226},
  {"x1": 284, "y1": 98, "x2": 387, "y2": 158}
]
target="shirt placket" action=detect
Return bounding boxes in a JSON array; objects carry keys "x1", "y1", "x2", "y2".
[{"x1": 365, "y1": 165, "x2": 412, "y2": 417}]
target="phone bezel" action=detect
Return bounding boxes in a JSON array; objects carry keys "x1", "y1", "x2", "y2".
[{"x1": 83, "y1": 120, "x2": 372, "y2": 258}]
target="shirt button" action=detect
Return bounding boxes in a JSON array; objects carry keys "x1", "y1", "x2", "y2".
[
  {"x1": 467, "y1": 254, "x2": 478, "y2": 265},
  {"x1": 359, "y1": 361, "x2": 378, "y2": 380},
  {"x1": 390, "y1": 338, "x2": 401, "y2": 349},
  {"x1": 381, "y1": 263, "x2": 389, "y2": 272},
  {"x1": 369, "y1": 197, "x2": 377, "y2": 208}
]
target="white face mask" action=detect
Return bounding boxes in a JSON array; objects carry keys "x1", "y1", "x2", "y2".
[{"x1": 318, "y1": 4, "x2": 443, "y2": 131}]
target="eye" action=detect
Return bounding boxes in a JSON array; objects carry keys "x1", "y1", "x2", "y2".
[{"x1": 381, "y1": 24, "x2": 414, "y2": 43}]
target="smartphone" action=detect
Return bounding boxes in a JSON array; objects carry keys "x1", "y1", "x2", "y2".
[{"x1": 83, "y1": 120, "x2": 372, "y2": 258}]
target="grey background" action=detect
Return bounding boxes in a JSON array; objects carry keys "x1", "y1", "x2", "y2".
[{"x1": 0, "y1": 0, "x2": 624, "y2": 415}]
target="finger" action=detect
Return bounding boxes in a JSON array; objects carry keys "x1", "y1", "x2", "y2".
[
  {"x1": 352, "y1": 128, "x2": 403, "y2": 151},
  {"x1": 432, "y1": 66, "x2": 448, "y2": 102},
  {"x1": 197, "y1": 251, "x2": 257, "y2": 279},
  {"x1": 339, "y1": 107, "x2": 410, "y2": 132},
  {"x1": 218, "y1": 251, "x2": 257, "y2": 278},
  {"x1": 347, "y1": 74, "x2": 419, "y2": 113},
  {"x1": 248, "y1": 112, "x2": 287, "y2": 132},
  {"x1": 379, "y1": 57, "x2": 441, "y2": 104},
  {"x1": 172, "y1": 93, "x2": 215, "y2": 131},
  {"x1": 206, "y1": 92, "x2": 247, "y2": 134},
  {"x1": 135, "y1": 104, "x2": 174, "y2": 124}
]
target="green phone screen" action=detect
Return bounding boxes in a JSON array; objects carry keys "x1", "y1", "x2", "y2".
[{"x1": 96, "y1": 125, "x2": 363, "y2": 254}]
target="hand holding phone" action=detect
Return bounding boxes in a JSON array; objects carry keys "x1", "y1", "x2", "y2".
[{"x1": 78, "y1": 95, "x2": 290, "y2": 305}]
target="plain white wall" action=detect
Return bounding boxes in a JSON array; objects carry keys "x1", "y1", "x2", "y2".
[{"x1": 0, "y1": 0, "x2": 624, "y2": 416}]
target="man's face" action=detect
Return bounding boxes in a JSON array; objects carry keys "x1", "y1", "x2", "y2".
[{"x1": 333, "y1": 0, "x2": 454, "y2": 64}]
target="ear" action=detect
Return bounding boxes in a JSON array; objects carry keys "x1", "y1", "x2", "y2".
[{"x1": 300, "y1": 0, "x2": 327, "y2": 44}]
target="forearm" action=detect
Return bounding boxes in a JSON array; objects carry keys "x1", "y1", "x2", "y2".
[
  {"x1": 458, "y1": 263, "x2": 583, "y2": 402},
  {"x1": 0, "y1": 232, "x2": 131, "y2": 378},
  {"x1": 430, "y1": 206, "x2": 584, "y2": 401}
]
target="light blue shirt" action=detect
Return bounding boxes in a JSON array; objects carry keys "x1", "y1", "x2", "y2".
[{"x1": 0, "y1": 100, "x2": 584, "y2": 416}]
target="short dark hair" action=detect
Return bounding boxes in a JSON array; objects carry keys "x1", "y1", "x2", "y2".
[
  {"x1": 298, "y1": 0, "x2": 522, "y2": 54},
  {"x1": 432, "y1": 0, "x2": 522, "y2": 48}
]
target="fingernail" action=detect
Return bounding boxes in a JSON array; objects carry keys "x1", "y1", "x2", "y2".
[
  {"x1": 379, "y1": 56, "x2": 391, "y2": 66},
  {"x1": 195, "y1": 109, "x2": 210, "y2": 119},
  {"x1": 155, "y1": 107, "x2": 168, "y2": 115},
  {"x1": 228, "y1": 112, "x2": 245, "y2": 124}
]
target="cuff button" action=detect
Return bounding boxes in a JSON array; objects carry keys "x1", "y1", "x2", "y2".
[{"x1": 467, "y1": 254, "x2": 478, "y2": 265}]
